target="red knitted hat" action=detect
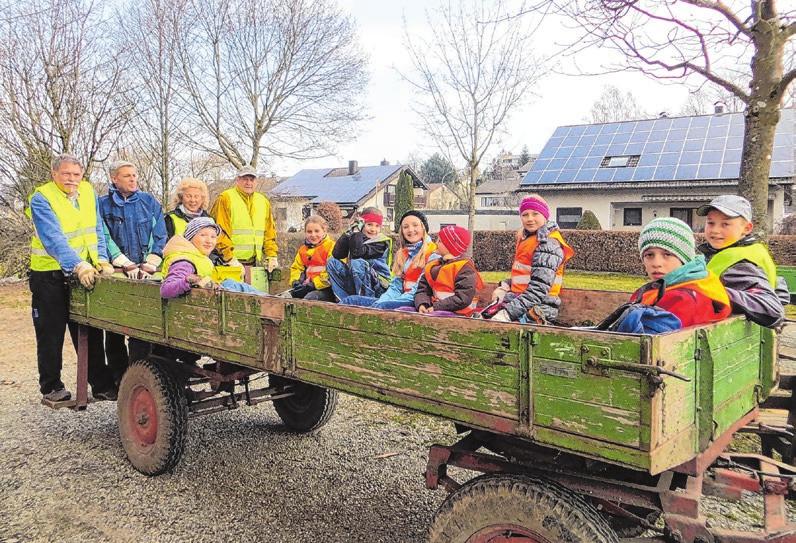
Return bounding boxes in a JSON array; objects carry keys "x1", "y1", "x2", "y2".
[{"x1": 437, "y1": 225, "x2": 471, "y2": 257}]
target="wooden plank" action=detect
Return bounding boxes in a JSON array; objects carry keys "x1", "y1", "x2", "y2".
[
  {"x1": 530, "y1": 425, "x2": 650, "y2": 472},
  {"x1": 532, "y1": 359, "x2": 642, "y2": 410},
  {"x1": 293, "y1": 341, "x2": 518, "y2": 419},
  {"x1": 558, "y1": 288, "x2": 630, "y2": 325},
  {"x1": 292, "y1": 303, "x2": 522, "y2": 354},
  {"x1": 534, "y1": 328, "x2": 643, "y2": 365}
]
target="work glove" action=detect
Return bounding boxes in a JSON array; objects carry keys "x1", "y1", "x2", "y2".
[
  {"x1": 139, "y1": 254, "x2": 162, "y2": 279},
  {"x1": 226, "y1": 257, "x2": 243, "y2": 269},
  {"x1": 112, "y1": 254, "x2": 140, "y2": 279},
  {"x1": 266, "y1": 256, "x2": 279, "y2": 273},
  {"x1": 96, "y1": 261, "x2": 115, "y2": 276},
  {"x1": 490, "y1": 309, "x2": 512, "y2": 323},
  {"x1": 74, "y1": 261, "x2": 98, "y2": 290},
  {"x1": 186, "y1": 274, "x2": 214, "y2": 289},
  {"x1": 291, "y1": 282, "x2": 315, "y2": 298}
]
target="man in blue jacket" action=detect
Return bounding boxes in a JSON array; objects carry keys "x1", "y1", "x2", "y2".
[{"x1": 100, "y1": 160, "x2": 167, "y2": 385}]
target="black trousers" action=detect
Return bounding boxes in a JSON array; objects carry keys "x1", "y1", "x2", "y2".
[
  {"x1": 105, "y1": 331, "x2": 149, "y2": 386},
  {"x1": 29, "y1": 270, "x2": 113, "y2": 395}
]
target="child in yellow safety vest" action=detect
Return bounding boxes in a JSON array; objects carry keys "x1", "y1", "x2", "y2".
[
  {"x1": 489, "y1": 195, "x2": 574, "y2": 324},
  {"x1": 397, "y1": 225, "x2": 483, "y2": 317},
  {"x1": 160, "y1": 217, "x2": 260, "y2": 299},
  {"x1": 696, "y1": 195, "x2": 788, "y2": 328},
  {"x1": 288, "y1": 215, "x2": 336, "y2": 301}
]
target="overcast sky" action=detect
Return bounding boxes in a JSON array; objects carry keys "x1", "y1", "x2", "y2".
[{"x1": 270, "y1": 0, "x2": 703, "y2": 177}]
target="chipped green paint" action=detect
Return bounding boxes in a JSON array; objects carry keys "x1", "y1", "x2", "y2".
[{"x1": 69, "y1": 279, "x2": 778, "y2": 475}]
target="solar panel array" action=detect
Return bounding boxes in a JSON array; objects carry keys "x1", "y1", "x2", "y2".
[
  {"x1": 521, "y1": 109, "x2": 794, "y2": 186},
  {"x1": 270, "y1": 164, "x2": 403, "y2": 204}
]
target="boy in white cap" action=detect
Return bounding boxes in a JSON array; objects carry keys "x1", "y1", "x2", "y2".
[{"x1": 697, "y1": 195, "x2": 788, "y2": 328}]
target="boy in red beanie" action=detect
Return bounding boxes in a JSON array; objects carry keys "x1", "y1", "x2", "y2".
[{"x1": 406, "y1": 225, "x2": 483, "y2": 317}]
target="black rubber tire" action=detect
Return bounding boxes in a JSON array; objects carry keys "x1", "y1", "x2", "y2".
[
  {"x1": 117, "y1": 359, "x2": 188, "y2": 476},
  {"x1": 429, "y1": 473, "x2": 619, "y2": 543},
  {"x1": 270, "y1": 375, "x2": 337, "y2": 432}
]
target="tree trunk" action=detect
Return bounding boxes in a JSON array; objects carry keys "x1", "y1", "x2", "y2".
[
  {"x1": 739, "y1": 1, "x2": 786, "y2": 235},
  {"x1": 467, "y1": 159, "x2": 477, "y2": 236}
]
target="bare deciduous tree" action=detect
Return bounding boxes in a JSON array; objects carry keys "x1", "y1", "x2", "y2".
[
  {"x1": 587, "y1": 84, "x2": 648, "y2": 123},
  {"x1": 175, "y1": 0, "x2": 368, "y2": 169},
  {"x1": 554, "y1": 0, "x2": 796, "y2": 233},
  {"x1": 402, "y1": 0, "x2": 546, "y2": 232}
]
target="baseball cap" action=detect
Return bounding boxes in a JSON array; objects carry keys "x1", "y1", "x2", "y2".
[
  {"x1": 236, "y1": 165, "x2": 257, "y2": 178},
  {"x1": 696, "y1": 195, "x2": 752, "y2": 222}
]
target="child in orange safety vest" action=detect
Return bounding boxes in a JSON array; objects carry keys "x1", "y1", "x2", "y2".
[
  {"x1": 489, "y1": 195, "x2": 574, "y2": 324},
  {"x1": 397, "y1": 225, "x2": 483, "y2": 317},
  {"x1": 288, "y1": 215, "x2": 336, "y2": 301}
]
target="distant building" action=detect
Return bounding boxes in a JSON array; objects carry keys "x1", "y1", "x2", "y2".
[
  {"x1": 424, "y1": 183, "x2": 461, "y2": 210},
  {"x1": 268, "y1": 161, "x2": 427, "y2": 231},
  {"x1": 520, "y1": 108, "x2": 795, "y2": 230},
  {"x1": 476, "y1": 178, "x2": 523, "y2": 209}
]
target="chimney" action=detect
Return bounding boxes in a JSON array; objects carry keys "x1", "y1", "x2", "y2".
[
  {"x1": 380, "y1": 158, "x2": 389, "y2": 166},
  {"x1": 348, "y1": 160, "x2": 358, "y2": 175},
  {"x1": 714, "y1": 101, "x2": 726, "y2": 114},
  {"x1": 658, "y1": 111, "x2": 669, "y2": 118}
]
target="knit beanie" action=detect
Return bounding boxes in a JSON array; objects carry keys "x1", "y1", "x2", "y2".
[
  {"x1": 184, "y1": 217, "x2": 221, "y2": 240},
  {"x1": 638, "y1": 217, "x2": 695, "y2": 264},
  {"x1": 519, "y1": 196, "x2": 550, "y2": 220},
  {"x1": 399, "y1": 210, "x2": 429, "y2": 234},
  {"x1": 437, "y1": 225, "x2": 471, "y2": 258}
]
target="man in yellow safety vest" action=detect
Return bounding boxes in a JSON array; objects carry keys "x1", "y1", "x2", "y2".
[
  {"x1": 209, "y1": 165, "x2": 278, "y2": 272},
  {"x1": 28, "y1": 153, "x2": 116, "y2": 402}
]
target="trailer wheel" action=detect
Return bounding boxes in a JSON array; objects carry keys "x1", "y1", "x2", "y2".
[
  {"x1": 429, "y1": 473, "x2": 619, "y2": 543},
  {"x1": 270, "y1": 375, "x2": 337, "y2": 432},
  {"x1": 117, "y1": 358, "x2": 187, "y2": 476}
]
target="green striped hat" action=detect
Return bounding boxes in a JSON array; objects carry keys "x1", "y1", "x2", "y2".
[{"x1": 638, "y1": 217, "x2": 695, "y2": 264}]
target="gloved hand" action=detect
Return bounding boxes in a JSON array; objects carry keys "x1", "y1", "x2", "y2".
[
  {"x1": 491, "y1": 287, "x2": 507, "y2": 302},
  {"x1": 74, "y1": 261, "x2": 98, "y2": 290},
  {"x1": 186, "y1": 274, "x2": 214, "y2": 289},
  {"x1": 139, "y1": 254, "x2": 162, "y2": 278},
  {"x1": 348, "y1": 218, "x2": 364, "y2": 233},
  {"x1": 226, "y1": 257, "x2": 243, "y2": 268},
  {"x1": 266, "y1": 257, "x2": 278, "y2": 273},
  {"x1": 292, "y1": 280, "x2": 303, "y2": 289},
  {"x1": 291, "y1": 282, "x2": 315, "y2": 298},
  {"x1": 96, "y1": 261, "x2": 115, "y2": 276},
  {"x1": 112, "y1": 254, "x2": 140, "y2": 279},
  {"x1": 490, "y1": 309, "x2": 512, "y2": 323}
]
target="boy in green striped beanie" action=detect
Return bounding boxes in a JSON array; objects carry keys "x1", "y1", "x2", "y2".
[{"x1": 626, "y1": 217, "x2": 731, "y2": 329}]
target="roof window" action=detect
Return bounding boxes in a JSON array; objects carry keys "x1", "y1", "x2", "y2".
[{"x1": 601, "y1": 155, "x2": 640, "y2": 168}]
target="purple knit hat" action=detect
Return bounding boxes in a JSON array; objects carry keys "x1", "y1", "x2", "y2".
[{"x1": 519, "y1": 196, "x2": 549, "y2": 220}]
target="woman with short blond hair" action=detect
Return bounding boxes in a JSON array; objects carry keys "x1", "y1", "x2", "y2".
[{"x1": 164, "y1": 177, "x2": 211, "y2": 238}]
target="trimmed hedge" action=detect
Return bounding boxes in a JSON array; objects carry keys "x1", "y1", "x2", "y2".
[{"x1": 275, "y1": 230, "x2": 796, "y2": 279}]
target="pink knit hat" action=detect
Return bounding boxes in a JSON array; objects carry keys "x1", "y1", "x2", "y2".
[
  {"x1": 519, "y1": 196, "x2": 549, "y2": 220},
  {"x1": 437, "y1": 225, "x2": 471, "y2": 257}
]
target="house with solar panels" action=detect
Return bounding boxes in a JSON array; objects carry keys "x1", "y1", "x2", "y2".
[
  {"x1": 520, "y1": 107, "x2": 794, "y2": 231},
  {"x1": 268, "y1": 160, "x2": 427, "y2": 231}
]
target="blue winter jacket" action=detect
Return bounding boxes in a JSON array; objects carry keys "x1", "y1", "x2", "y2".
[{"x1": 99, "y1": 187, "x2": 167, "y2": 264}]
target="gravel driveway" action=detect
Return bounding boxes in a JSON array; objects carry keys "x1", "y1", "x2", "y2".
[{"x1": 0, "y1": 283, "x2": 793, "y2": 542}]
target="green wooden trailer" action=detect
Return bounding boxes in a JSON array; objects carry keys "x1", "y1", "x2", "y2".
[{"x1": 66, "y1": 278, "x2": 795, "y2": 542}]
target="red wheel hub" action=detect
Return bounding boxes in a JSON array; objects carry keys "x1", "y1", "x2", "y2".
[
  {"x1": 468, "y1": 525, "x2": 551, "y2": 543},
  {"x1": 128, "y1": 385, "x2": 158, "y2": 447}
]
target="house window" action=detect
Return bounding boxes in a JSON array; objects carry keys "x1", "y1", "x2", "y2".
[
  {"x1": 275, "y1": 207, "x2": 288, "y2": 221},
  {"x1": 383, "y1": 185, "x2": 395, "y2": 207},
  {"x1": 302, "y1": 205, "x2": 312, "y2": 220},
  {"x1": 623, "y1": 207, "x2": 642, "y2": 226},
  {"x1": 556, "y1": 207, "x2": 582, "y2": 228},
  {"x1": 600, "y1": 155, "x2": 640, "y2": 168},
  {"x1": 670, "y1": 208, "x2": 694, "y2": 229},
  {"x1": 386, "y1": 207, "x2": 394, "y2": 222},
  {"x1": 481, "y1": 196, "x2": 506, "y2": 207}
]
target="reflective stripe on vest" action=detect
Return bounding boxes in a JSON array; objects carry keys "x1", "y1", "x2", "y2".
[
  {"x1": 639, "y1": 272, "x2": 732, "y2": 316},
  {"x1": 510, "y1": 230, "x2": 574, "y2": 296},
  {"x1": 168, "y1": 212, "x2": 188, "y2": 237},
  {"x1": 226, "y1": 188, "x2": 267, "y2": 262},
  {"x1": 162, "y1": 246, "x2": 215, "y2": 280},
  {"x1": 401, "y1": 242, "x2": 437, "y2": 293},
  {"x1": 707, "y1": 243, "x2": 778, "y2": 287},
  {"x1": 30, "y1": 181, "x2": 100, "y2": 271},
  {"x1": 298, "y1": 237, "x2": 334, "y2": 282},
  {"x1": 424, "y1": 259, "x2": 484, "y2": 316}
]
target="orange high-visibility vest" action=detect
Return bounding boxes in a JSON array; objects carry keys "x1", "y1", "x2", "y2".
[
  {"x1": 400, "y1": 242, "x2": 437, "y2": 293},
  {"x1": 424, "y1": 259, "x2": 484, "y2": 316},
  {"x1": 298, "y1": 237, "x2": 334, "y2": 282},
  {"x1": 510, "y1": 230, "x2": 574, "y2": 295},
  {"x1": 639, "y1": 272, "x2": 732, "y2": 319}
]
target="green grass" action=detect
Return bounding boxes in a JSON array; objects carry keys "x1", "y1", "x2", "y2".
[
  {"x1": 787, "y1": 304, "x2": 796, "y2": 319},
  {"x1": 481, "y1": 270, "x2": 646, "y2": 293}
]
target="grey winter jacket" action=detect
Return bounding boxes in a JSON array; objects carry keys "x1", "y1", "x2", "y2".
[{"x1": 504, "y1": 222, "x2": 566, "y2": 322}]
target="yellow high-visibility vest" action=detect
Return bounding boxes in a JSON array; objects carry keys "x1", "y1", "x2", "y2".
[
  {"x1": 167, "y1": 212, "x2": 188, "y2": 237},
  {"x1": 225, "y1": 188, "x2": 268, "y2": 262},
  {"x1": 162, "y1": 246, "x2": 215, "y2": 279},
  {"x1": 707, "y1": 243, "x2": 778, "y2": 287},
  {"x1": 30, "y1": 181, "x2": 99, "y2": 272}
]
